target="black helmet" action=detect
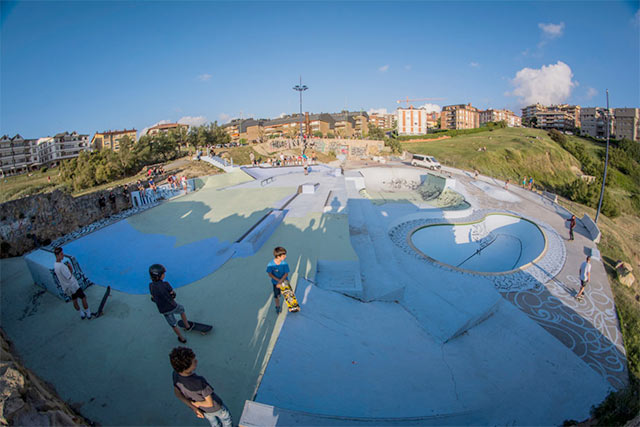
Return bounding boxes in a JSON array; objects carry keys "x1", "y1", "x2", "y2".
[{"x1": 149, "y1": 264, "x2": 166, "y2": 281}]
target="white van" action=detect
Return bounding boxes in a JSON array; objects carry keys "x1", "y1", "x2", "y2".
[{"x1": 410, "y1": 153, "x2": 441, "y2": 170}]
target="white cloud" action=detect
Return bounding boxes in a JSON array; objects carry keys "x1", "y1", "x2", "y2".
[
  {"x1": 469, "y1": 62, "x2": 479, "y2": 68},
  {"x1": 198, "y1": 73, "x2": 212, "y2": 81},
  {"x1": 538, "y1": 22, "x2": 565, "y2": 38},
  {"x1": 586, "y1": 87, "x2": 598, "y2": 100},
  {"x1": 378, "y1": 64, "x2": 389, "y2": 72},
  {"x1": 218, "y1": 113, "x2": 231, "y2": 123},
  {"x1": 368, "y1": 108, "x2": 389, "y2": 116},
  {"x1": 140, "y1": 119, "x2": 171, "y2": 137},
  {"x1": 278, "y1": 112, "x2": 287, "y2": 118},
  {"x1": 178, "y1": 116, "x2": 208, "y2": 127},
  {"x1": 419, "y1": 103, "x2": 442, "y2": 113},
  {"x1": 508, "y1": 61, "x2": 577, "y2": 105}
]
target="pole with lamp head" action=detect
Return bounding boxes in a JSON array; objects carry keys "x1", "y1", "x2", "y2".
[
  {"x1": 293, "y1": 76, "x2": 308, "y2": 154},
  {"x1": 595, "y1": 89, "x2": 610, "y2": 224}
]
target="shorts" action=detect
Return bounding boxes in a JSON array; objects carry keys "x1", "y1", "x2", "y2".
[
  {"x1": 70, "y1": 288, "x2": 86, "y2": 300},
  {"x1": 580, "y1": 279, "x2": 589, "y2": 288},
  {"x1": 272, "y1": 284, "x2": 281, "y2": 299},
  {"x1": 162, "y1": 304, "x2": 185, "y2": 327}
]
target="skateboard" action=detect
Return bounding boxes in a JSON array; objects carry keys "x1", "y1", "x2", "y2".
[
  {"x1": 93, "y1": 286, "x2": 111, "y2": 318},
  {"x1": 177, "y1": 320, "x2": 213, "y2": 335},
  {"x1": 280, "y1": 280, "x2": 300, "y2": 312}
]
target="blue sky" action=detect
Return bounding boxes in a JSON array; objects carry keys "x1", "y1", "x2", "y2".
[{"x1": 1, "y1": 0, "x2": 639, "y2": 138}]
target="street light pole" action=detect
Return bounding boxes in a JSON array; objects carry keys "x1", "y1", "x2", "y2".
[
  {"x1": 595, "y1": 89, "x2": 610, "y2": 224},
  {"x1": 293, "y1": 76, "x2": 308, "y2": 153}
]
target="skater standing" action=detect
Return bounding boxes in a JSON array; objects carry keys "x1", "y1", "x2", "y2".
[
  {"x1": 566, "y1": 215, "x2": 577, "y2": 241},
  {"x1": 576, "y1": 256, "x2": 591, "y2": 300},
  {"x1": 149, "y1": 264, "x2": 193, "y2": 343},
  {"x1": 170, "y1": 347, "x2": 233, "y2": 427},
  {"x1": 54, "y1": 247, "x2": 91, "y2": 319},
  {"x1": 266, "y1": 247, "x2": 289, "y2": 314}
]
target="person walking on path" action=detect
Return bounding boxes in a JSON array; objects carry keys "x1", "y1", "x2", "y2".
[
  {"x1": 266, "y1": 246, "x2": 290, "y2": 314},
  {"x1": 528, "y1": 177, "x2": 535, "y2": 191},
  {"x1": 504, "y1": 179, "x2": 510, "y2": 190},
  {"x1": 54, "y1": 247, "x2": 91, "y2": 319},
  {"x1": 170, "y1": 347, "x2": 233, "y2": 427},
  {"x1": 566, "y1": 215, "x2": 577, "y2": 241},
  {"x1": 474, "y1": 169, "x2": 479, "y2": 180},
  {"x1": 576, "y1": 255, "x2": 592, "y2": 300},
  {"x1": 149, "y1": 264, "x2": 193, "y2": 343},
  {"x1": 522, "y1": 176, "x2": 527, "y2": 188}
]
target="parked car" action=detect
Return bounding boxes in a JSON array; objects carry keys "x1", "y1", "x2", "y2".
[{"x1": 410, "y1": 153, "x2": 441, "y2": 170}]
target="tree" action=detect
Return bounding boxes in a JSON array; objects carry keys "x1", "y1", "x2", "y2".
[{"x1": 367, "y1": 123, "x2": 385, "y2": 141}]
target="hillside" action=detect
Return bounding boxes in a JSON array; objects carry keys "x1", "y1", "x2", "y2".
[{"x1": 401, "y1": 127, "x2": 583, "y2": 191}]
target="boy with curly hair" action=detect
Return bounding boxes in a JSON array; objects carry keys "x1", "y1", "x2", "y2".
[{"x1": 169, "y1": 347, "x2": 232, "y2": 427}]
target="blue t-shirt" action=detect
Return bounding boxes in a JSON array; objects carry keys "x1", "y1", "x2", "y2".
[{"x1": 266, "y1": 260, "x2": 289, "y2": 285}]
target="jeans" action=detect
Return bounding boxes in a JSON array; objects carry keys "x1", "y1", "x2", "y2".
[{"x1": 203, "y1": 405, "x2": 232, "y2": 427}]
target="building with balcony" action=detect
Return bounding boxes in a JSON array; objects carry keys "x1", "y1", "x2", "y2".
[
  {"x1": 145, "y1": 123, "x2": 189, "y2": 136},
  {"x1": 440, "y1": 104, "x2": 480, "y2": 130},
  {"x1": 479, "y1": 109, "x2": 521, "y2": 127},
  {"x1": 521, "y1": 104, "x2": 580, "y2": 131},
  {"x1": 91, "y1": 129, "x2": 137, "y2": 151},
  {"x1": 37, "y1": 131, "x2": 91, "y2": 167},
  {"x1": 580, "y1": 108, "x2": 612, "y2": 139},
  {"x1": 0, "y1": 134, "x2": 39, "y2": 175},
  {"x1": 613, "y1": 108, "x2": 639, "y2": 141}
]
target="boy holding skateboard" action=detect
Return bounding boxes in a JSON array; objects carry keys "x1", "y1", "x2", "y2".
[
  {"x1": 170, "y1": 346, "x2": 233, "y2": 427},
  {"x1": 266, "y1": 247, "x2": 289, "y2": 314},
  {"x1": 53, "y1": 247, "x2": 92, "y2": 319},
  {"x1": 149, "y1": 264, "x2": 193, "y2": 343}
]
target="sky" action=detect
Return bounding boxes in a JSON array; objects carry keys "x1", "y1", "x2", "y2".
[{"x1": 1, "y1": 0, "x2": 639, "y2": 138}]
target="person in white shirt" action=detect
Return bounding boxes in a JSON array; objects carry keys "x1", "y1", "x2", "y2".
[
  {"x1": 576, "y1": 255, "x2": 592, "y2": 300},
  {"x1": 54, "y1": 247, "x2": 91, "y2": 319}
]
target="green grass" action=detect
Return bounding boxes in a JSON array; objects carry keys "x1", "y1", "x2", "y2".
[
  {"x1": 0, "y1": 168, "x2": 64, "y2": 203},
  {"x1": 401, "y1": 127, "x2": 581, "y2": 191}
]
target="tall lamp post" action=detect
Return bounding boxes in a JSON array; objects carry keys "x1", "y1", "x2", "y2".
[
  {"x1": 595, "y1": 89, "x2": 610, "y2": 224},
  {"x1": 293, "y1": 76, "x2": 308, "y2": 153}
]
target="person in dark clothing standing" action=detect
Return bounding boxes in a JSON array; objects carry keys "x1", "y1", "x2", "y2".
[
  {"x1": 149, "y1": 264, "x2": 193, "y2": 343},
  {"x1": 170, "y1": 347, "x2": 233, "y2": 427},
  {"x1": 566, "y1": 215, "x2": 577, "y2": 241}
]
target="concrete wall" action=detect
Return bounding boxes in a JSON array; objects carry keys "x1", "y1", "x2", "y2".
[{"x1": 0, "y1": 187, "x2": 134, "y2": 258}]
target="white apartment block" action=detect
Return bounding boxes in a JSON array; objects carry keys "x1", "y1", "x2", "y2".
[
  {"x1": 397, "y1": 108, "x2": 428, "y2": 135},
  {"x1": 0, "y1": 134, "x2": 39, "y2": 175},
  {"x1": 37, "y1": 131, "x2": 91, "y2": 167}
]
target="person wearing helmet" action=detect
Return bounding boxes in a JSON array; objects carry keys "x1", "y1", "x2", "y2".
[{"x1": 149, "y1": 264, "x2": 193, "y2": 343}]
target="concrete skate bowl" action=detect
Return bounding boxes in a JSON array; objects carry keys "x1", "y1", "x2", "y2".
[
  {"x1": 409, "y1": 213, "x2": 546, "y2": 274},
  {"x1": 358, "y1": 166, "x2": 469, "y2": 209}
]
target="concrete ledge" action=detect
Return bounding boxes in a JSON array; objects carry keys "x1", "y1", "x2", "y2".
[
  {"x1": 240, "y1": 401, "x2": 476, "y2": 426},
  {"x1": 581, "y1": 214, "x2": 601, "y2": 243},
  {"x1": 301, "y1": 182, "x2": 320, "y2": 194},
  {"x1": 235, "y1": 210, "x2": 286, "y2": 257}
]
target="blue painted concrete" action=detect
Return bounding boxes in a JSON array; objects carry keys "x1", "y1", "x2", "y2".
[{"x1": 63, "y1": 220, "x2": 234, "y2": 294}]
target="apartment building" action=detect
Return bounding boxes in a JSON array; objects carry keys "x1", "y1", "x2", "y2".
[
  {"x1": 613, "y1": 108, "x2": 639, "y2": 141},
  {"x1": 306, "y1": 113, "x2": 335, "y2": 137},
  {"x1": 0, "y1": 134, "x2": 39, "y2": 175},
  {"x1": 37, "y1": 131, "x2": 91, "y2": 167},
  {"x1": 91, "y1": 129, "x2": 137, "y2": 151},
  {"x1": 145, "y1": 123, "x2": 189, "y2": 136},
  {"x1": 479, "y1": 109, "x2": 521, "y2": 127},
  {"x1": 330, "y1": 113, "x2": 356, "y2": 138},
  {"x1": 521, "y1": 104, "x2": 580, "y2": 131},
  {"x1": 440, "y1": 104, "x2": 480, "y2": 130},
  {"x1": 580, "y1": 108, "x2": 612, "y2": 139},
  {"x1": 397, "y1": 107, "x2": 429, "y2": 135}
]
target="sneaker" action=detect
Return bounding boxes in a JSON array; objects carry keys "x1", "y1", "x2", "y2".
[
  {"x1": 184, "y1": 322, "x2": 194, "y2": 331},
  {"x1": 80, "y1": 311, "x2": 86, "y2": 319},
  {"x1": 85, "y1": 312, "x2": 92, "y2": 320},
  {"x1": 275, "y1": 305, "x2": 282, "y2": 314}
]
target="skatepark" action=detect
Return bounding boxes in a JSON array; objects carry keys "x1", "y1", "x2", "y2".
[{"x1": 0, "y1": 159, "x2": 628, "y2": 425}]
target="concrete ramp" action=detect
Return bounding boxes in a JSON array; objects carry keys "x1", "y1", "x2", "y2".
[
  {"x1": 235, "y1": 210, "x2": 286, "y2": 257},
  {"x1": 359, "y1": 166, "x2": 455, "y2": 195},
  {"x1": 240, "y1": 401, "x2": 478, "y2": 426}
]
